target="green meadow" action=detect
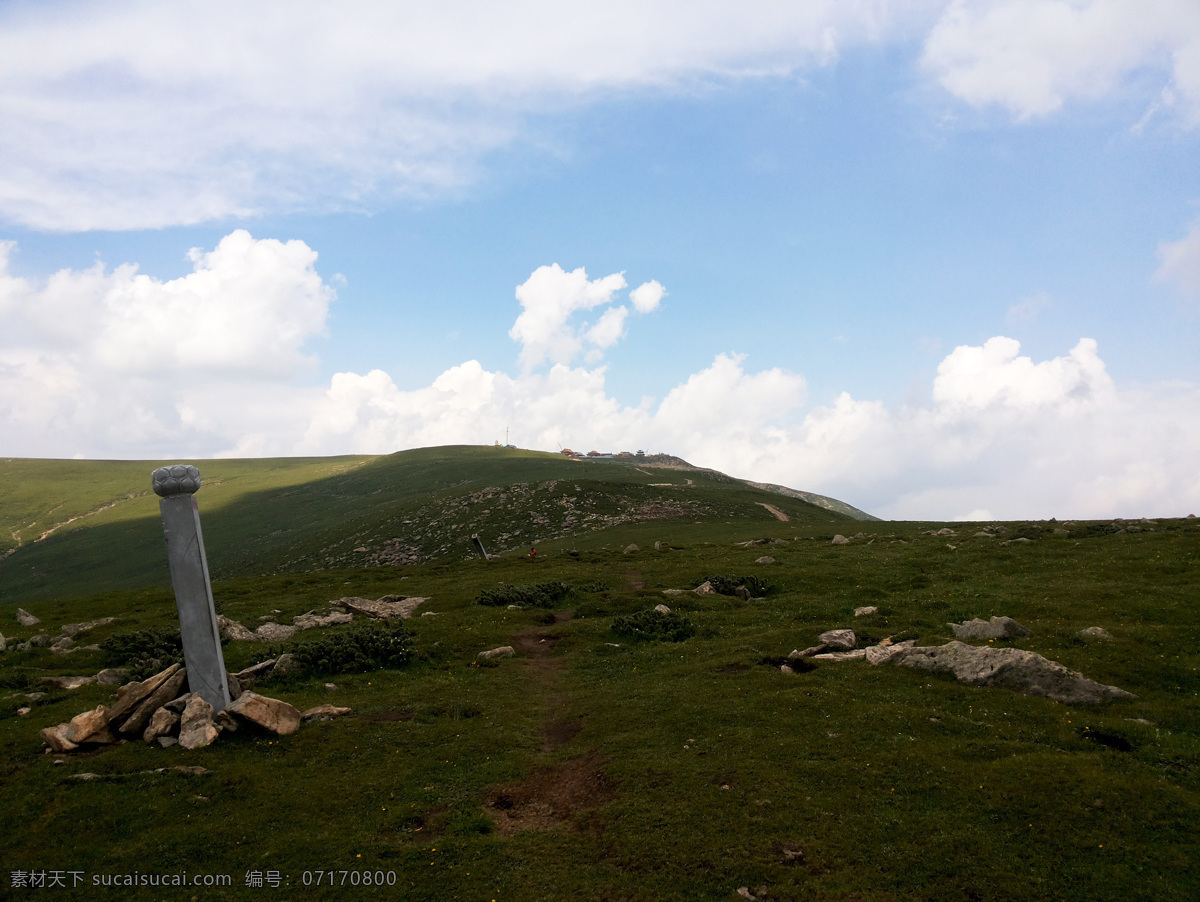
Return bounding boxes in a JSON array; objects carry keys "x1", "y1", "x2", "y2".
[{"x1": 0, "y1": 447, "x2": 1197, "y2": 900}]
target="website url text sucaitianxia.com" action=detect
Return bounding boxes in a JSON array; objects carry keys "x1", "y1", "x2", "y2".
[{"x1": 9, "y1": 869, "x2": 398, "y2": 889}]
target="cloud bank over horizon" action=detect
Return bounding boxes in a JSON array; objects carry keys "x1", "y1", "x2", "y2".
[
  {"x1": 2, "y1": 0, "x2": 1198, "y2": 231},
  {"x1": 3, "y1": 233, "x2": 1197, "y2": 521}
]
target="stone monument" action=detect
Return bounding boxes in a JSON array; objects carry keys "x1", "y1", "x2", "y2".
[{"x1": 152, "y1": 464, "x2": 231, "y2": 713}]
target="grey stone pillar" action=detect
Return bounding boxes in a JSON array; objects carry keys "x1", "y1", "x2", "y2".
[{"x1": 153, "y1": 465, "x2": 231, "y2": 713}]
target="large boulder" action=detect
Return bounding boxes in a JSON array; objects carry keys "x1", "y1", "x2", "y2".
[
  {"x1": 330, "y1": 595, "x2": 428, "y2": 619},
  {"x1": 949, "y1": 616, "x2": 1031, "y2": 640},
  {"x1": 16, "y1": 608, "x2": 40, "y2": 627},
  {"x1": 885, "y1": 641, "x2": 1133, "y2": 705},
  {"x1": 41, "y1": 724, "x2": 78, "y2": 753},
  {"x1": 178, "y1": 695, "x2": 219, "y2": 749},
  {"x1": 819, "y1": 629, "x2": 856, "y2": 650},
  {"x1": 66, "y1": 706, "x2": 115, "y2": 745},
  {"x1": 226, "y1": 691, "x2": 301, "y2": 735},
  {"x1": 216, "y1": 616, "x2": 258, "y2": 641}
]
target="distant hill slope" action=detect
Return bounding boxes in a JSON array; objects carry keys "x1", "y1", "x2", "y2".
[
  {"x1": 742, "y1": 481, "x2": 880, "y2": 521},
  {"x1": 0, "y1": 446, "x2": 865, "y2": 602}
]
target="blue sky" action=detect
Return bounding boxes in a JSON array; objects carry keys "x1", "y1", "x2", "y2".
[{"x1": 2, "y1": 1, "x2": 1199, "y2": 520}]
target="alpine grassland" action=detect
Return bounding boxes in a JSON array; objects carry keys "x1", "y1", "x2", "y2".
[{"x1": 0, "y1": 446, "x2": 1197, "y2": 900}]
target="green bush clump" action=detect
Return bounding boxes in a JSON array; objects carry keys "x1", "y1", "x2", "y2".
[
  {"x1": 100, "y1": 628, "x2": 184, "y2": 679},
  {"x1": 611, "y1": 608, "x2": 696, "y2": 642},
  {"x1": 575, "y1": 581, "x2": 610, "y2": 593},
  {"x1": 702, "y1": 575, "x2": 770, "y2": 597},
  {"x1": 291, "y1": 621, "x2": 414, "y2": 676},
  {"x1": 476, "y1": 582, "x2": 571, "y2": 608}
]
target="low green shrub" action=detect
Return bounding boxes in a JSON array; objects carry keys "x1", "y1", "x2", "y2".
[
  {"x1": 701, "y1": 574, "x2": 770, "y2": 597},
  {"x1": 611, "y1": 608, "x2": 696, "y2": 642},
  {"x1": 291, "y1": 621, "x2": 414, "y2": 676},
  {"x1": 100, "y1": 628, "x2": 184, "y2": 680},
  {"x1": 476, "y1": 582, "x2": 571, "y2": 608}
]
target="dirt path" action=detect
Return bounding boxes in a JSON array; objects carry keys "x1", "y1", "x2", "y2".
[{"x1": 757, "y1": 502, "x2": 790, "y2": 522}]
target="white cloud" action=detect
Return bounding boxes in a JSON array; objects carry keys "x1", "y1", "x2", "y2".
[
  {"x1": 922, "y1": 0, "x2": 1200, "y2": 122},
  {"x1": 630, "y1": 280, "x2": 667, "y2": 313},
  {"x1": 509, "y1": 264, "x2": 662, "y2": 369},
  {"x1": 1156, "y1": 219, "x2": 1200, "y2": 298},
  {"x1": 0, "y1": 231, "x2": 332, "y2": 458}
]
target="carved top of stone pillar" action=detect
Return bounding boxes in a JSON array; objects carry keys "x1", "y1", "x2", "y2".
[{"x1": 152, "y1": 464, "x2": 201, "y2": 497}]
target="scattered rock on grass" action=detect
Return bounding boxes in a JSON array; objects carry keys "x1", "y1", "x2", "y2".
[
  {"x1": 755, "y1": 556, "x2": 775, "y2": 564},
  {"x1": 654, "y1": 604, "x2": 671, "y2": 614},
  {"x1": 178, "y1": 695, "x2": 219, "y2": 750},
  {"x1": 301, "y1": 705, "x2": 351, "y2": 723},
  {"x1": 819, "y1": 629, "x2": 856, "y2": 650},
  {"x1": 478, "y1": 646, "x2": 516, "y2": 661},
  {"x1": 331, "y1": 595, "x2": 429, "y2": 620},
  {"x1": 623, "y1": 544, "x2": 639, "y2": 554},
  {"x1": 949, "y1": 616, "x2": 1031, "y2": 640},
  {"x1": 40, "y1": 675, "x2": 96, "y2": 690},
  {"x1": 226, "y1": 691, "x2": 302, "y2": 735},
  {"x1": 1077, "y1": 626, "x2": 1113, "y2": 641},
  {"x1": 60, "y1": 617, "x2": 117, "y2": 638},
  {"x1": 885, "y1": 641, "x2": 1133, "y2": 705},
  {"x1": 16, "y1": 608, "x2": 40, "y2": 627},
  {"x1": 854, "y1": 606, "x2": 878, "y2": 617},
  {"x1": 831, "y1": 535, "x2": 850, "y2": 545}
]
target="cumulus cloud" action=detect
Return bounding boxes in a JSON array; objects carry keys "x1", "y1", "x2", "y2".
[
  {"x1": 1156, "y1": 219, "x2": 1200, "y2": 298},
  {"x1": 509, "y1": 264, "x2": 660, "y2": 369},
  {"x1": 0, "y1": 231, "x2": 332, "y2": 458},
  {"x1": 922, "y1": 0, "x2": 1200, "y2": 122}
]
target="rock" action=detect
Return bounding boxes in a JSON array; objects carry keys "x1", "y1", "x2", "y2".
[
  {"x1": 866, "y1": 645, "x2": 900, "y2": 666},
  {"x1": 478, "y1": 646, "x2": 516, "y2": 661},
  {"x1": 272, "y1": 653, "x2": 300, "y2": 678},
  {"x1": 885, "y1": 641, "x2": 1134, "y2": 704},
  {"x1": 143, "y1": 708, "x2": 179, "y2": 743},
  {"x1": 254, "y1": 622, "x2": 297, "y2": 642},
  {"x1": 25, "y1": 691, "x2": 46, "y2": 701},
  {"x1": 178, "y1": 695, "x2": 219, "y2": 749},
  {"x1": 812, "y1": 649, "x2": 867, "y2": 662},
  {"x1": 662, "y1": 589, "x2": 688, "y2": 596},
  {"x1": 95, "y1": 668, "x2": 131, "y2": 686},
  {"x1": 654, "y1": 604, "x2": 672, "y2": 614},
  {"x1": 935, "y1": 528, "x2": 956, "y2": 536},
  {"x1": 1077, "y1": 626, "x2": 1113, "y2": 641},
  {"x1": 164, "y1": 693, "x2": 192, "y2": 713},
  {"x1": 779, "y1": 664, "x2": 795, "y2": 675},
  {"x1": 301, "y1": 704, "x2": 351, "y2": 722},
  {"x1": 949, "y1": 616, "x2": 1031, "y2": 640},
  {"x1": 226, "y1": 673, "x2": 242, "y2": 701},
  {"x1": 216, "y1": 616, "x2": 258, "y2": 641},
  {"x1": 1000, "y1": 537, "x2": 1033, "y2": 546},
  {"x1": 831, "y1": 535, "x2": 850, "y2": 545},
  {"x1": 29, "y1": 634, "x2": 53, "y2": 647},
  {"x1": 0, "y1": 631, "x2": 5, "y2": 653},
  {"x1": 60, "y1": 617, "x2": 117, "y2": 638},
  {"x1": 118, "y1": 667, "x2": 188, "y2": 735},
  {"x1": 734, "y1": 586, "x2": 752, "y2": 601},
  {"x1": 654, "y1": 541, "x2": 664, "y2": 550},
  {"x1": 974, "y1": 531, "x2": 994, "y2": 538},
  {"x1": 1053, "y1": 528, "x2": 1070, "y2": 535},
  {"x1": 41, "y1": 724, "x2": 79, "y2": 752},
  {"x1": 226, "y1": 691, "x2": 302, "y2": 735},
  {"x1": 325, "y1": 683, "x2": 338, "y2": 692},
  {"x1": 232, "y1": 659, "x2": 277, "y2": 688},
  {"x1": 694, "y1": 581, "x2": 717, "y2": 596},
  {"x1": 330, "y1": 595, "x2": 428, "y2": 619},
  {"x1": 51, "y1": 636, "x2": 75, "y2": 651},
  {"x1": 854, "y1": 606, "x2": 878, "y2": 617},
  {"x1": 40, "y1": 675, "x2": 96, "y2": 690},
  {"x1": 506, "y1": 604, "x2": 521, "y2": 610},
  {"x1": 292, "y1": 610, "x2": 353, "y2": 630},
  {"x1": 214, "y1": 710, "x2": 238, "y2": 733},
  {"x1": 819, "y1": 629, "x2": 856, "y2": 650},
  {"x1": 67, "y1": 706, "x2": 115, "y2": 745},
  {"x1": 105, "y1": 665, "x2": 183, "y2": 725},
  {"x1": 623, "y1": 544, "x2": 639, "y2": 554},
  {"x1": 789, "y1": 646, "x2": 824, "y2": 660},
  {"x1": 158, "y1": 736, "x2": 179, "y2": 748},
  {"x1": 755, "y1": 556, "x2": 775, "y2": 564},
  {"x1": 16, "y1": 608, "x2": 41, "y2": 627}
]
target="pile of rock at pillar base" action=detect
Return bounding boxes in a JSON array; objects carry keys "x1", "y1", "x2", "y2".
[{"x1": 40, "y1": 663, "x2": 347, "y2": 753}]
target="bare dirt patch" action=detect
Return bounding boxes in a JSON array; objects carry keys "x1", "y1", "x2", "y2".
[
  {"x1": 485, "y1": 752, "x2": 617, "y2": 836},
  {"x1": 757, "y1": 502, "x2": 790, "y2": 522}
]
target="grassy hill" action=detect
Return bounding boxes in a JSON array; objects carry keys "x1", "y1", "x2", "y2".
[
  {"x1": 1, "y1": 446, "x2": 854, "y2": 604},
  {"x1": 2, "y1": 448, "x2": 1197, "y2": 900}
]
